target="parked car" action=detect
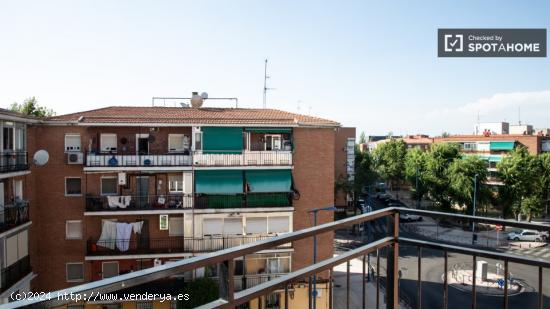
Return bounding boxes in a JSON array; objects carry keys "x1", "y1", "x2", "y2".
[
  {"x1": 507, "y1": 230, "x2": 545, "y2": 242},
  {"x1": 399, "y1": 214, "x2": 422, "y2": 222}
]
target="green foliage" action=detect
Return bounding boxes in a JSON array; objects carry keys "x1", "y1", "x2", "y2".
[
  {"x1": 497, "y1": 147, "x2": 545, "y2": 221},
  {"x1": 178, "y1": 277, "x2": 219, "y2": 309},
  {"x1": 10, "y1": 97, "x2": 55, "y2": 118},
  {"x1": 447, "y1": 155, "x2": 491, "y2": 214},
  {"x1": 373, "y1": 139, "x2": 407, "y2": 189},
  {"x1": 359, "y1": 131, "x2": 367, "y2": 144},
  {"x1": 404, "y1": 148, "x2": 428, "y2": 201},
  {"x1": 422, "y1": 143, "x2": 461, "y2": 209}
]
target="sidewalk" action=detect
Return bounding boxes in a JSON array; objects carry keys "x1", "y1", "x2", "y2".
[{"x1": 332, "y1": 256, "x2": 407, "y2": 309}]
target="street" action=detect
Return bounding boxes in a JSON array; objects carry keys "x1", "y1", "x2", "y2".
[{"x1": 334, "y1": 196, "x2": 550, "y2": 308}]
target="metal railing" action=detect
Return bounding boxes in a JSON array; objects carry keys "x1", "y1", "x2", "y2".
[
  {"x1": 0, "y1": 151, "x2": 28, "y2": 173},
  {"x1": 194, "y1": 192, "x2": 293, "y2": 209},
  {"x1": 0, "y1": 201, "x2": 29, "y2": 233},
  {"x1": 193, "y1": 150, "x2": 292, "y2": 166},
  {"x1": 87, "y1": 235, "x2": 290, "y2": 256},
  {"x1": 85, "y1": 153, "x2": 192, "y2": 167},
  {"x1": 85, "y1": 194, "x2": 193, "y2": 211},
  {"x1": 1, "y1": 255, "x2": 31, "y2": 292},
  {"x1": 8, "y1": 207, "x2": 550, "y2": 309}
]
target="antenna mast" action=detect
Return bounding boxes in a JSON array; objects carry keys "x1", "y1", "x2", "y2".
[{"x1": 263, "y1": 59, "x2": 271, "y2": 108}]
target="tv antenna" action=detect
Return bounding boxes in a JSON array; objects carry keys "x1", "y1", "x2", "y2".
[{"x1": 263, "y1": 59, "x2": 275, "y2": 108}]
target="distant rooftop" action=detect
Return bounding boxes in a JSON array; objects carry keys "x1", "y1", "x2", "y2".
[{"x1": 48, "y1": 106, "x2": 340, "y2": 127}]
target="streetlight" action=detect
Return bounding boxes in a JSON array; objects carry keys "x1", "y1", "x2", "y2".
[
  {"x1": 309, "y1": 206, "x2": 338, "y2": 309},
  {"x1": 415, "y1": 166, "x2": 420, "y2": 209},
  {"x1": 471, "y1": 173, "x2": 479, "y2": 245}
]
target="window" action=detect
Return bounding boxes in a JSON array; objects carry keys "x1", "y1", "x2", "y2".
[
  {"x1": 203, "y1": 218, "x2": 223, "y2": 236},
  {"x1": 169, "y1": 217, "x2": 184, "y2": 236},
  {"x1": 246, "y1": 217, "x2": 267, "y2": 235},
  {"x1": 101, "y1": 177, "x2": 118, "y2": 195},
  {"x1": 168, "y1": 174, "x2": 183, "y2": 193},
  {"x1": 64, "y1": 134, "x2": 81, "y2": 152},
  {"x1": 65, "y1": 178, "x2": 82, "y2": 196},
  {"x1": 100, "y1": 134, "x2": 117, "y2": 152},
  {"x1": 223, "y1": 218, "x2": 243, "y2": 235},
  {"x1": 168, "y1": 134, "x2": 189, "y2": 152},
  {"x1": 268, "y1": 216, "x2": 290, "y2": 234},
  {"x1": 102, "y1": 261, "x2": 119, "y2": 279},
  {"x1": 66, "y1": 221, "x2": 82, "y2": 239},
  {"x1": 136, "y1": 303, "x2": 153, "y2": 309},
  {"x1": 66, "y1": 263, "x2": 84, "y2": 282},
  {"x1": 194, "y1": 132, "x2": 202, "y2": 150},
  {"x1": 3, "y1": 124, "x2": 14, "y2": 150},
  {"x1": 15, "y1": 126, "x2": 25, "y2": 151}
]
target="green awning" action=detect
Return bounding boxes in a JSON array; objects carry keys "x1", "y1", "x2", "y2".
[
  {"x1": 463, "y1": 154, "x2": 503, "y2": 162},
  {"x1": 244, "y1": 128, "x2": 292, "y2": 134},
  {"x1": 202, "y1": 127, "x2": 243, "y2": 154},
  {"x1": 195, "y1": 170, "x2": 243, "y2": 194},
  {"x1": 245, "y1": 170, "x2": 292, "y2": 193},
  {"x1": 490, "y1": 141, "x2": 515, "y2": 151}
]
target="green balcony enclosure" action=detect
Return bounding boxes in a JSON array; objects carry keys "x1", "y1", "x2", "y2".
[
  {"x1": 202, "y1": 127, "x2": 243, "y2": 154},
  {"x1": 489, "y1": 141, "x2": 515, "y2": 151}
]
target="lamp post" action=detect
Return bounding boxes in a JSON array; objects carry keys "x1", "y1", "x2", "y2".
[
  {"x1": 471, "y1": 174, "x2": 479, "y2": 245},
  {"x1": 309, "y1": 206, "x2": 338, "y2": 309},
  {"x1": 415, "y1": 166, "x2": 420, "y2": 209}
]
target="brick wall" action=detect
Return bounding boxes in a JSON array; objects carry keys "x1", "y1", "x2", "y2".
[
  {"x1": 291, "y1": 128, "x2": 335, "y2": 279},
  {"x1": 435, "y1": 135, "x2": 543, "y2": 154}
]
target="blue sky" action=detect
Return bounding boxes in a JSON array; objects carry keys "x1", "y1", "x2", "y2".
[{"x1": 1, "y1": 1, "x2": 549, "y2": 136}]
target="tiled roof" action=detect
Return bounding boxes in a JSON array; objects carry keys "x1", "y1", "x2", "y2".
[{"x1": 48, "y1": 106, "x2": 340, "y2": 127}]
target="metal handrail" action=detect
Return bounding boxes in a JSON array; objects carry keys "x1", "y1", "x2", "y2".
[{"x1": 5, "y1": 207, "x2": 550, "y2": 308}]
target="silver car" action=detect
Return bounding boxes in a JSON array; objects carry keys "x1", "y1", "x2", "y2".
[{"x1": 507, "y1": 230, "x2": 545, "y2": 242}]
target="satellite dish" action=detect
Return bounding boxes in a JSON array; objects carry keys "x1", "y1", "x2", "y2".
[
  {"x1": 120, "y1": 137, "x2": 128, "y2": 145},
  {"x1": 148, "y1": 135, "x2": 156, "y2": 143},
  {"x1": 200, "y1": 92, "x2": 208, "y2": 99},
  {"x1": 33, "y1": 150, "x2": 49, "y2": 166},
  {"x1": 190, "y1": 92, "x2": 204, "y2": 108}
]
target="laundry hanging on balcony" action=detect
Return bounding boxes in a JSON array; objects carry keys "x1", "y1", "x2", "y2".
[
  {"x1": 97, "y1": 220, "x2": 144, "y2": 251},
  {"x1": 107, "y1": 196, "x2": 131, "y2": 209}
]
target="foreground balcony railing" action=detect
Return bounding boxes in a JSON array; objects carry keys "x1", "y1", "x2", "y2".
[
  {"x1": 0, "y1": 151, "x2": 28, "y2": 173},
  {"x1": 86, "y1": 235, "x2": 290, "y2": 256},
  {"x1": 0, "y1": 201, "x2": 29, "y2": 233},
  {"x1": 85, "y1": 194, "x2": 193, "y2": 211},
  {"x1": 194, "y1": 192, "x2": 293, "y2": 209},
  {"x1": 11, "y1": 207, "x2": 550, "y2": 309},
  {"x1": 0, "y1": 255, "x2": 31, "y2": 293},
  {"x1": 85, "y1": 153, "x2": 192, "y2": 167},
  {"x1": 193, "y1": 150, "x2": 292, "y2": 166}
]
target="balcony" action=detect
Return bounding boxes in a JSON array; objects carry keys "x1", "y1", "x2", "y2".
[
  {"x1": 85, "y1": 153, "x2": 192, "y2": 168},
  {"x1": 86, "y1": 235, "x2": 290, "y2": 256},
  {"x1": 15, "y1": 207, "x2": 550, "y2": 308},
  {"x1": 0, "y1": 151, "x2": 28, "y2": 173},
  {"x1": 194, "y1": 193, "x2": 293, "y2": 209},
  {"x1": 193, "y1": 150, "x2": 292, "y2": 167},
  {"x1": 0, "y1": 201, "x2": 29, "y2": 233},
  {"x1": 1, "y1": 255, "x2": 31, "y2": 292},
  {"x1": 86, "y1": 194, "x2": 193, "y2": 212}
]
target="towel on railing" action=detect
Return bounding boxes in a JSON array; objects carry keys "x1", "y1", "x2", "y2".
[
  {"x1": 107, "y1": 196, "x2": 131, "y2": 208},
  {"x1": 97, "y1": 221, "x2": 117, "y2": 249},
  {"x1": 131, "y1": 221, "x2": 143, "y2": 234},
  {"x1": 116, "y1": 222, "x2": 133, "y2": 251}
]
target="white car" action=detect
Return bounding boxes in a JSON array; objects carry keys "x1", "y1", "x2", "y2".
[
  {"x1": 399, "y1": 214, "x2": 422, "y2": 222},
  {"x1": 507, "y1": 230, "x2": 545, "y2": 242}
]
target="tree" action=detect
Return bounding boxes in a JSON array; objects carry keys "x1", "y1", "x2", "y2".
[
  {"x1": 373, "y1": 139, "x2": 407, "y2": 190},
  {"x1": 448, "y1": 155, "x2": 491, "y2": 215},
  {"x1": 497, "y1": 147, "x2": 543, "y2": 221},
  {"x1": 178, "y1": 277, "x2": 219, "y2": 309},
  {"x1": 422, "y1": 143, "x2": 461, "y2": 210},
  {"x1": 336, "y1": 147, "x2": 377, "y2": 201},
  {"x1": 359, "y1": 131, "x2": 367, "y2": 144},
  {"x1": 10, "y1": 97, "x2": 55, "y2": 117},
  {"x1": 404, "y1": 148, "x2": 428, "y2": 203}
]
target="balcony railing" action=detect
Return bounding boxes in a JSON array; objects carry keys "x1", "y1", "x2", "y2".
[
  {"x1": 193, "y1": 150, "x2": 292, "y2": 166},
  {"x1": 0, "y1": 201, "x2": 29, "y2": 233},
  {"x1": 87, "y1": 235, "x2": 290, "y2": 256},
  {"x1": 85, "y1": 153, "x2": 192, "y2": 167},
  {"x1": 194, "y1": 192, "x2": 293, "y2": 209},
  {"x1": 13, "y1": 207, "x2": 550, "y2": 308},
  {"x1": 1, "y1": 255, "x2": 31, "y2": 292},
  {"x1": 85, "y1": 194, "x2": 193, "y2": 212},
  {"x1": 0, "y1": 151, "x2": 28, "y2": 173}
]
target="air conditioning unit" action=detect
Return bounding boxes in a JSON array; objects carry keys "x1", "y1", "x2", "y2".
[
  {"x1": 118, "y1": 172, "x2": 127, "y2": 185},
  {"x1": 67, "y1": 152, "x2": 84, "y2": 164}
]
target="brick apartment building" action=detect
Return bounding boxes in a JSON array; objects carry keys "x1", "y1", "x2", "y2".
[
  {"x1": 0, "y1": 109, "x2": 35, "y2": 300},
  {"x1": 11, "y1": 105, "x2": 354, "y2": 307}
]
